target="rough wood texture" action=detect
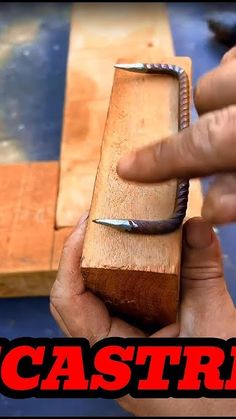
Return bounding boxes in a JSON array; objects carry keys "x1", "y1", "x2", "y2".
[
  {"x1": 56, "y1": 2, "x2": 174, "y2": 227},
  {"x1": 0, "y1": 162, "x2": 59, "y2": 296},
  {"x1": 81, "y1": 56, "x2": 200, "y2": 331}
]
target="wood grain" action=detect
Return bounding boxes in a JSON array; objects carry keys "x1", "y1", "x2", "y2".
[
  {"x1": 81, "y1": 56, "x2": 199, "y2": 331},
  {"x1": 0, "y1": 271, "x2": 56, "y2": 298},
  {"x1": 0, "y1": 162, "x2": 58, "y2": 296},
  {"x1": 0, "y1": 3, "x2": 203, "y2": 299},
  {"x1": 56, "y1": 2, "x2": 174, "y2": 227},
  {"x1": 69, "y1": 2, "x2": 174, "y2": 51}
]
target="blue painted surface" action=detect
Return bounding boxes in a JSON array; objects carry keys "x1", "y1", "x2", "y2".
[
  {"x1": 0, "y1": 3, "x2": 71, "y2": 162},
  {"x1": 0, "y1": 2, "x2": 236, "y2": 416}
]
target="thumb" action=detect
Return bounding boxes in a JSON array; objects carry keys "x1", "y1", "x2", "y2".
[{"x1": 179, "y1": 217, "x2": 236, "y2": 338}]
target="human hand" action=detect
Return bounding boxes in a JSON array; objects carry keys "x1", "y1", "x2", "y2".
[
  {"x1": 50, "y1": 214, "x2": 236, "y2": 416},
  {"x1": 117, "y1": 47, "x2": 236, "y2": 226}
]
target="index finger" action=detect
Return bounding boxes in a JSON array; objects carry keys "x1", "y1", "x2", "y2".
[{"x1": 117, "y1": 105, "x2": 236, "y2": 183}]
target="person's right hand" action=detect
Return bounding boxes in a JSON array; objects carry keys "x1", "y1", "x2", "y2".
[{"x1": 117, "y1": 46, "x2": 236, "y2": 226}]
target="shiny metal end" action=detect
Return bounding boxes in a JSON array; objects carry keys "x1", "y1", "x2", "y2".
[
  {"x1": 114, "y1": 63, "x2": 146, "y2": 73},
  {"x1": 93, "y1": 218, "x2": 133, "y2": 232}
]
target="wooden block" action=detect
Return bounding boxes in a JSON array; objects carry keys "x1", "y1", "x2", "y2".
[
  {"x1": 56, "y1": 2, "x2": 175, "y2": 228},
  {"x1": 81, "y1": 56, "x2": 195, "y2": 331},
  {"x1": 0, "y1": 162, "x2": 58, "y2": 279}
]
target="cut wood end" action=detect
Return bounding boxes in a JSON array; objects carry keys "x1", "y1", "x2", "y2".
[{"x1": 81, "y1": 266, "x2": 179, "y2": 331}]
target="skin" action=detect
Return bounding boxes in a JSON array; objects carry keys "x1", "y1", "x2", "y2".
[
  {"x1": 51, "y1": 47, "x2": 236, "y2": 416},
  {"x1": 117, "y1": 48, "x2": 236, "y2": 225}
]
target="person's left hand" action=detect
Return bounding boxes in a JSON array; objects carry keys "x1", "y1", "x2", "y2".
[{"x1": 50, "y1": 213, "x2": 236, "y2": 416}]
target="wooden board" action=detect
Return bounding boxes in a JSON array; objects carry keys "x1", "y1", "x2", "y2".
[
  {"x1": 68, "y1": 2, "x2": 174, "y2": 51},
  {"x1": 0, "y1": 162, "x2": 59, "y2": 296},
  {"x1": 0, "y1": 271, "x2": 56, "y2": 298},
  {"x1": 0, "y1": 3, "x2": 203, "y2": 298},
  {"x1": 81, "y1": 56, "x2": 198, "y2": 331},
  {"x1": 56, "y1": 2, "x2": 175, "y2": 227}
]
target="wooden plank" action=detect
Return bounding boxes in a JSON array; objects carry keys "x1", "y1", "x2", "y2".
[
  {"x1": 56, "y1": 2, "x2": 175, "y2": 227},
  {"x1": 69, "y1": 3, "x2": 174, "y2": 52},
  {"x1": 0, "y1": 162, "x2": 58, "y2": 282},
  {"x1": 81, "y1": 56, "x2": 197, "y2": 331},
  {"x1": 0, "y1": 271, "x2": 56, "y2": 298}
]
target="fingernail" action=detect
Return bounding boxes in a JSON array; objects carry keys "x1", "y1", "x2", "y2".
[
  {"x1": 117, "y1": 151, "x2": 136, "y2": 176},
  {"x1": 77, "y1": 211, "x2": 89, "y2": 227},
  {"x1": 184, "y1": 218, "x2": 213, "y2": 249}
]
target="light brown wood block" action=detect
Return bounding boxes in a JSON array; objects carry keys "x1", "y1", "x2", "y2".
[
  {"x1": 0, "y1": 162, "x2": 59, "y2": 296},
  {"x1": 56, "y1": 2, "x2": 175, "y2": 227},
  {"x1": 81, "y1": 56, "x2": 197, "y2": 331}
]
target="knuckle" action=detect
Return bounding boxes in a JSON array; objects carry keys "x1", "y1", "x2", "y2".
[
  {"x1": 152, "y1": 140, "x2": 167, "y2": 165},
  {"x1": 204, "y1": 106, "x2": 236, "y2": 148},
  {"x1": 182, "y1": 264, "x2": 223, "y2": 283},
  {"x1": 221, "y1": 46, "x2": 236, "y2": 64},
  {"x1": 148, "y1": 106, "x2": 236, "y2": 175},
  {"x1": 187, "y1": 106, "x2": 236, "y2": 164}
]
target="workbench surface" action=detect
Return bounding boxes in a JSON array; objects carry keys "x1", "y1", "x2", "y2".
[{"x1": 0, "y1": 2, "x2": 235, "y2": 416}]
